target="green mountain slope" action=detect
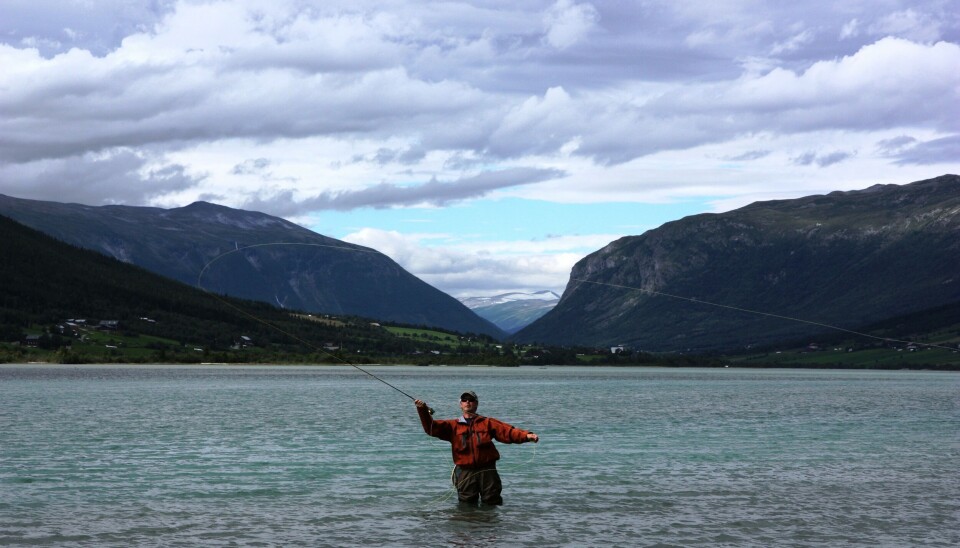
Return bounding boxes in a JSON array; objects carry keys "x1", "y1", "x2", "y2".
[
  {"x1": 0, "y1": 215, "x2": 506, "y2": 362},
  {"x1": 515, "y1": 174, "x2": 960, "y2": 352},
  {"x1": 0, "y1": 214, "x2": 345, "y2": 353},
  {"x1": 0, "y1": 196, "x2": 503, "y2": 339}
]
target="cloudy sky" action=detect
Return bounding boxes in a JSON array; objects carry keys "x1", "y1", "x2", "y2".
[{"x1": 1, "y1": 0, "x2": 958, "y2": 297}]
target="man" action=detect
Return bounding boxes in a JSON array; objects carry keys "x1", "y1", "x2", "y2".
[{"x1": 414, "y1": 390, "x2": 539, "y2": 506}]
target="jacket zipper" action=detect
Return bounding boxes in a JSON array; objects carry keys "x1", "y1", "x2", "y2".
[{"x1": 469, "y1": 421, "x2": 480, "y2": 465}]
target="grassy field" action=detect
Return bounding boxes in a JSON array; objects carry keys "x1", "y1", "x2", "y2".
[
  {"x1": 727, "y1": 316, "x2": 960, "y2": 369},
  {"x1": 290, "y1": 313, "x2": 346, "y2": 327},
  {"x1": 383, "y1": 326, "x2": 477, "y2": 349},
  {"x1": 12, "y1": 321, "x2": 258, "y2": 363}
]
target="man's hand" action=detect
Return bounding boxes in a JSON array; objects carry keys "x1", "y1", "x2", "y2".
[
  {"x1": 527, "y1": 433, "x2": 539, "y2": 443},
  {"x1": 414, "y1": 399, "x2": 435, "y2": 415}
]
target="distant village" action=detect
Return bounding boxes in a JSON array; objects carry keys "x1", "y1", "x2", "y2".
[
  {"x1": 23, "y1": 318, "x2": 124, "y2": 348},
  {"x1": 19, "y1": 317, "x2": 254, "y2": 354}
]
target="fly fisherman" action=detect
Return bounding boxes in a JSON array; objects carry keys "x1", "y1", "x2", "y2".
[{"x1": 414, "y1": 391, "x2": 539, "y2": 506}]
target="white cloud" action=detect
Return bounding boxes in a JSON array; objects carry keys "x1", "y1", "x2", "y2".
[
  {"x1": 1, "y1": 5, "x2": 956, "y2": 174},
  {"x1": 868, "y1": 9, "x2": 943, "y2": 42},
  {"x1": 342, "y1": 227, "x2": 617, "y2": 297},
  {"x1": 840, "y1": 18, "x2": 860, "y2": 40},
  {"x1": 542, "y1": 0, "x2": 600, "y2": 50},
  {"x1": 656, "y1": 38, "x2": 960, "y2": 136},
  {"x1": 770, "y1": 29, "x2": 815, "y2": 55},
  {"x1": 488, "y1": 86, "x2": 584, "y2": 158}
]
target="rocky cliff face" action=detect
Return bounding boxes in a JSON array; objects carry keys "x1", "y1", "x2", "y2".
[
  {"x1": 515, "y1": 175, "x2": 960, "y2": 351},
  {"x1": 0, "y1": 196, "x2": 504, "y2": 338}
]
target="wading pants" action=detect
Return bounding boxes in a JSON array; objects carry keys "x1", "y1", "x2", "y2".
[{"x1": 453, "y1": 463, "x2": 502, "y2": 505}]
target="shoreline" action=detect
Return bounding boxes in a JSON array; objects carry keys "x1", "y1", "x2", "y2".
[{"x1": 2, "y1": 362, "x2": 958, "y2": 372}]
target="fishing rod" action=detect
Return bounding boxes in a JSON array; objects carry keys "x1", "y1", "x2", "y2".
[
  {"x1": 197, "y1": 242, "x2": 435, "y2": 414},
  {"x1": 570, "y1": 277, "x2": 959, "y2": 351}
]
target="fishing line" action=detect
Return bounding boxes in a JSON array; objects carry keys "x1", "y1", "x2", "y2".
[
  {"x1": 197, "y1": 241, "x2": 380, "y2": 290},
  {"x1": 570, "y1": 277, "x2": 958, "y2": 351},
  {"x1": 196, "y1": 242, "x2": 433, "y2": 413}
]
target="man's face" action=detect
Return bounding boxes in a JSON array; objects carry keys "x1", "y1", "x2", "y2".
[{"x1": 460, "y1": 396, "x2": 478, "y2": 415}]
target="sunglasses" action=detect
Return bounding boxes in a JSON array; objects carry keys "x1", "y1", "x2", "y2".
[{"x1": 460, "y1": 397, "x2": 477, "y2": 403}]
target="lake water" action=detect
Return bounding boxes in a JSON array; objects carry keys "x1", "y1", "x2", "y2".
[{"x1": 1, "y1": 365, "x2": 957, "y2": 546}]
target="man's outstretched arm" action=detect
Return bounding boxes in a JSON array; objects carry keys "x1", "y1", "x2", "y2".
[
  {"x1": 490, "y1": 418, "x2": 539, "y2": 444},
  {"x1": 415, "y1": 399, "x2": 451, "y2": 440}
]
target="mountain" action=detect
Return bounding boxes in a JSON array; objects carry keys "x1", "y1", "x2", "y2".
[
  {"x1": 515, "y1": 174, "x2": 960, "y2": 352},
  {"x1": 0, "y1": 213, "x2": 349, "y2": 351},
  {"x1": 0, "y1": 195, "x2": 504, "y2": 339},
  {"x1": 0, "y1": 214, "x2": 506, "y2": 363},
  {"x1": 459, "y1": 291, "x2": 560, "y2": 334}
]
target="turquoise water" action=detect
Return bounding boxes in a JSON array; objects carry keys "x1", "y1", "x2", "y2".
[{"x1": 1, "y1": 365, "x2": 957, "y2": 546}]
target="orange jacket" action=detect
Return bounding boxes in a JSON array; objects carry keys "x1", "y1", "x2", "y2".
[{"x1": 417, "y1": 406, "x2": 532, "y2": 468}]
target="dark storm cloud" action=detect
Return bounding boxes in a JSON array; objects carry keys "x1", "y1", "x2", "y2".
[
  {"x1": 815, "y1": 151, "x2": 854, "y2": 167},
  {"x1": 876, "y1": 136, "x2": 918, "y2": 155},
  {"x1": 892, "y1": 135, "x2": 960, "y2": 165},
  {"x1": 725, "y1": 150, "x2": 772, "y2": 161},
  {"x1": 352, "y1": 146, "x2": 427, "y2": 166},
  {"x1": 243, "y1": 167, "x2": 566, "y2": 216},
  {"x1": 0, "y1": 150, "x2": 202, "y2": 205},
  {"x1": 232, "y1": 158, "x2": 272, "y2": 175},
  {"x1": 791, "y1": 150, "x2": 854, "y2": 167},
  {"x1": 792, "y1": 152, "x2": 818, "y2": 166}
]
